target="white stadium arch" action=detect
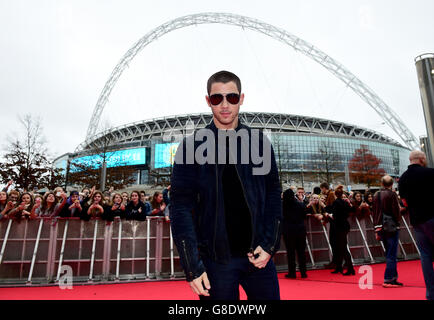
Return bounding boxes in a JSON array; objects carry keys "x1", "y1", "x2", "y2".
[{"x1": 83, "y1": 12, "x2": 418, "y2": 150}]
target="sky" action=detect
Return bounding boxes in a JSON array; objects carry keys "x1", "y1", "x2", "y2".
[{"x1": 0, "y1": 0, "x2": 433, "y2": 161}]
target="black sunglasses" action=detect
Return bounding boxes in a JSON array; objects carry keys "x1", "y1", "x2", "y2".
[{"x1": 209, "y1": 93, "x2": 240, "y2": 106}]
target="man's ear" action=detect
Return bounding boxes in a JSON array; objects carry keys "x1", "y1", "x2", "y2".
[
  {"x1": 239, "y1": 93, "x2": 245, "y2": 106},
  {"x1": 205, "y1": 95, "x2": 211, "y2": 108}
]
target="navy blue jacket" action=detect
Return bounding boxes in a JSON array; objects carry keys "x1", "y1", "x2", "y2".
[{"x1": 170, "y1": 120, "x2": 282, "y2": 282}]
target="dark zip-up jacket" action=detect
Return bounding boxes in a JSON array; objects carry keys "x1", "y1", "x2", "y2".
[
  {"x1": 398, "y1": 164, "x2": 434, "y2": 226},
  {"x1": 170, "y1": 120, "x2": 282, "y2": 282},
  {"x1": 326, "y1": 198, "x2": 352, "y2": 232}
]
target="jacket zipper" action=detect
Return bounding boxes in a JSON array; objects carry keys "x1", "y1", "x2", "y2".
[
  {"x1": 213, "y1": 163, "x2": 218, "y2": 260},
  {"x1": 234, "y1": 163, "x2": 255, "y2": 252},
  {"x1": 270, "y1": 219, "x2": 280, "y2": 253},
  {"x1": 181, "y1": 239, "x2": 192, "y2": 277}
]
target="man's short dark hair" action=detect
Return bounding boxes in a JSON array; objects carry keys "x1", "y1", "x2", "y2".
[
  {"x1": 207, "y1": 70, "x2": 241, "y2": 95},
  {"x1": 320, "y1": 182, "x2": 330, "y2": 190}
]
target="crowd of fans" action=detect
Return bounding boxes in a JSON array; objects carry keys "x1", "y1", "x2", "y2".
[
  {"x1": 0, "y1": 178, "x2": 407, "y2": 283},
  {"x1": 0, "y1": 180, "x2": 171, "y2": 224},
  {"x1": 281, "y1": 181, "x2": 407, "y2": 279}
]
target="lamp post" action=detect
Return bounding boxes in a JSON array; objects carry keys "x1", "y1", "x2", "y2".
[{"x1": 415, "y1": 53, "x2": 434, "y2": 167}]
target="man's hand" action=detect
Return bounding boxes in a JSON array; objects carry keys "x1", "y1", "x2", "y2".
[
  {"x1": 375, "y1": 227, "x2": 382, "y2": 241},
  {"x1": 247, "y1": 246, "x2": 271, "y2": 269},
  {"x1": 189, "y1": 272, "x2": 211, "y2": 296}
]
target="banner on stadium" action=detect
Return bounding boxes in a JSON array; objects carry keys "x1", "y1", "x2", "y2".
[
  {"x1": 70, "y1": 147, "x2": 147, "y2": 171},
  {"x1": 154, "y1": 143, "x2": 179, "y2": 168}
]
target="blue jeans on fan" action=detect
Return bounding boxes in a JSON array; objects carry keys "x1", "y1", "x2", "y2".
[
  {"x1": 381, "y1": 230, "x2": 399, "y2": 283},
  {"x1": 199, "y1": 256, "x2": 280, "y2": 300},
  {"x1": 413, "y1": 217, "x2": 434, "y2": 300}
]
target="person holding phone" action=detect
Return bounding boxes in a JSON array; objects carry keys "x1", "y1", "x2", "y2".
[
  {"x1": 8, "y1": 192, "x2": 35, "y2": 221},
  {"x1": 33, "y1": 191, "x2": 67, "y2": 218},
  {"x1": 104, "y1": 193, "x2": 126, "y2": 221}
]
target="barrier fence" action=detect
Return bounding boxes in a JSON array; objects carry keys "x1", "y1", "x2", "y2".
[{"x1": 0, "y1": 214, "x2": 420, "y2": 286}]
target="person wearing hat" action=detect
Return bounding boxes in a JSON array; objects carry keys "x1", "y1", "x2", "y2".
[{"x1": 59, "y1": 190, "x2": 84, "y2": 218}]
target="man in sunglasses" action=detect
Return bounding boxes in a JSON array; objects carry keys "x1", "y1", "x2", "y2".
[{"x1": 170, "y1": 70, "x2": 282, "y2": 300}]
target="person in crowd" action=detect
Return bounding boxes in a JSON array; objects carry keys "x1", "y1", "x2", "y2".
[
  {"x1": 121, "y1": 192, "x2": 130, "y2": 206},
  {"x1": 80, "y1": 187, "x2": 90, "y2": 202},
  {"x1": 313, "y1": 186, "x2": 321, "y2": 195},
  {"x1": 103, "y1": 193, "x2": 126, "y2": 221},
  {"x1": 320, "y1": 182, "x2": 338, "y2": 269},
  {"x1": 54, "y1": 186, "x2": 65, "y2": 203},
  {"x1": 1, "y1": 190, "x2": 20, "y2": 218},
  {"x1": 140, "y1": 191, "x2": 147, "y2": 204},
  {"x1": 33, "y1": 194, "x2": 43, "y2": 205},
  {"x1": 162, "y1": 185, "x2": 171, "y2": 222},
  {"x1": 82, "y1": 191, "x2": 108, "y2": 221},
  {"x1": 295, "y1": 187, "x2": 308, "y2": 205},
  {"x1": 325, "y1": 185, "x2": 355, "y2": 276},
  {"x1": 398, "y1": 150, "x2": 433, "y2": 298},
  {"x1": 373, "y1": 175, "x2": 403, "y2": 288},
  {"x1": 59, "y1": 191, "x2": 85, "y2": 218},
  {"x1": 0, "y1": 191, "x2": 8, "y2": 219},
  {"x1": 8, "y1": 192, "x2": 35, "y2": 221},
  {"x1": 320, "y1": 182, "x2": 336, "y2": 207},
  {"x1": 282, "y1": 188, "x2": 308, "y2": 279},
  {"x1": 350, "y1": 191, "x2": 365, "y2": 220},
  {"x1": 364, "y1": 192, "x2": 374, "y2": 215},
  {"x1": 126, "y1": 190, "x2": 150, "y2": 221},
  {"x1": 150, "y1": 191, "x2": 167, "y2": 217},
  {"x1": 33, "y1": 191, "x2": 67, "y2": 218},
  {"x1": 306, "y1": 193, "x2": 327, "y2": 224}
]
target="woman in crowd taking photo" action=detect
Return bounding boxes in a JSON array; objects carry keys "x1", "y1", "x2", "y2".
[
  {"x1": 150, "y1": 191, "x2": 166, "y2": 217},
  {"x1": 325, "y1": 185, "x2": 355, "y2": 276},
  {"x1": 126, "y1": 191, "x2": 150, "y2": 221},
  {"x1": 282, "y1": 188, "x2": 308, "y2": 279},
  {"x1": 33, "y1": 191, "x2": 67, "y2": 218}
]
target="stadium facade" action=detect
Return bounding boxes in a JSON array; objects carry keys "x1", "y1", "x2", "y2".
[{"x1": 54, "y1": 112, "x2": 411, "y2": 190}]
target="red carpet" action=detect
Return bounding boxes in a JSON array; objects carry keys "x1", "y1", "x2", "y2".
[{"x1": 0, "y1": 260, "x2": 427, "y2": 300}]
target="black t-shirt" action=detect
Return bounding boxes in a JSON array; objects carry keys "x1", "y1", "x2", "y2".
[{"x1": 222, "y1": 163, "x2": 253, "y2": 257}]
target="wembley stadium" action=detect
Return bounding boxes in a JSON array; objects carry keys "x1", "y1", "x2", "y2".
[{"x1": 54, "y1": 111, "x2": 411, "y2": 190}]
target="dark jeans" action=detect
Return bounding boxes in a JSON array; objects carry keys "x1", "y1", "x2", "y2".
[
  {"x1": 328, "y1": 225, "x2": 338, "y2": 264},
  {"x1": 413, "y1": 217, "x2": 434, "y2": 300},
  {"x1": 381, "y1": 230, "x2": 399, "y2": 283},
  {"x1": 330, "y1": 225, "x2": 353, "y2": 270},
  {"x1": 283, "y1": 231, "x2": 307, "y2": 275},
  {"x1": 199, "y1": 256, "x2": 280, "y2": 300}
]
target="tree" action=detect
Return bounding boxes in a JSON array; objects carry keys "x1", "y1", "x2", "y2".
[
  {"x1": 67, "y1": 155, "x2": 137, "y2": 191},
  {"x1": 348, "y1": 145, "x2": 385, "y2": 187},
  {"x1": 0, "y1": 115, "x2": 52, "y2": 191},
  {"x1": 311, "y1": 141, "x2": 343, "y2": 184}
]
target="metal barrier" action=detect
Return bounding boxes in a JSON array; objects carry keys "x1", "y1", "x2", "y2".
[{"x1": 0, "y1": 213, "x2": 420, "y2": 286}]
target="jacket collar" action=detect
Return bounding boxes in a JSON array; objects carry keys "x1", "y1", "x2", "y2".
[{"x1": 206, "y1": 117, "x2": 244, "y2": 133}]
